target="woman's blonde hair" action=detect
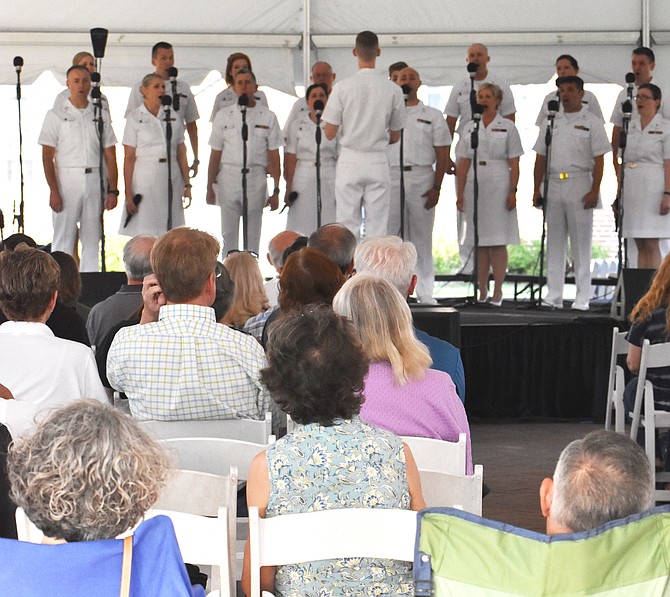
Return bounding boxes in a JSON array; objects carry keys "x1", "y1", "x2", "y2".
[
  {"x1": 332, "y1": 272, "x2": 431, "y2": 385},
  {"x1": 223, "y1": 251, "x2": 269, "y2": 327},
  {"x1": 630, "y1": 252, "x2": 670, "y2": 332}
]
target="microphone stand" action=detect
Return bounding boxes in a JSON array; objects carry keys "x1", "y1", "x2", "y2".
[
  {"x1": 161, "y1": 95, "x2": 175, "y2": 231},
  {"x1": 239, "y1": 94, "x2": 249, "y2": 250},
  {"x1": 13, "y1": 57, "x2": 25, "y2": 233},
  {"x1": 398, "y1": 84, "x2": 411, "y2": 239},
  {"x1": 616, "y1": 102, "x2": 633, "y2": 274},
  {"x1": 91, "y1": 73, "x2": 107, "y2": 272},
  {"x1": 470, "y1": 107, "x2": 482, "y2": 305},
  {"x1": 314, "y1": 101, "x2": 324, "y2": 229}
]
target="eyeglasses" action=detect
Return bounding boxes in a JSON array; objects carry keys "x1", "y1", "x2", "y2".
[
  {"x1": 634, "y1": 94, "x2": 656, "y2": 101},
  {"x1": 226, "y1": 249, "x2": 259, "y2": 259}
]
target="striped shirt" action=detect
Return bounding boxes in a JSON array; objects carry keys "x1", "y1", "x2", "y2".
[{"x1": 107, "y1": 304, "x2": 273, "y2": 421}]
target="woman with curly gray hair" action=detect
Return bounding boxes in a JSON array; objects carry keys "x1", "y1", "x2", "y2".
[{"x1": 7, "y1": 400, "x2": 169, "y2": 542}]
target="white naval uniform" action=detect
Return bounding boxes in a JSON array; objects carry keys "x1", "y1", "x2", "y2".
[
  {"x1": 38, "y1": 100, "x2": 117, "y2": 272},
  {"x1": 126, "y1": 78, "x2": 199, "y2": 124},
  {"x1": 534, "y1": 108, "x2": 610, "y2": 309},
  {"x1": 535, "y1": 89, "x2": 604, "y2": 127},
  {"x1": 54, "y1": 89, "x2": 110, "y2": 115},
  {"x1": 210, "y1": 86, "x2": 268, "y2": 122},
  {"x1": 120, "y1": 105, "x2": 186, "y2": 237},
  {"x1": 458, "y1": 115, "x2": 523, "y2": 247},
  {"x1": 610, "y1": 84, "x2": 670, "y2": 127},
  {"x1": 322, "y1": 69, "x2": 406, "y2": 239},
  {"x1": 444, "y1": 72, "x2": 516, "y2": 271},
  {"x1": 388, "y1": 101, "x2": 452, "y2": 301},
  {"x1": 209, "y1": 103, "x2": 283, "y2": 253},
  {"x1": 621, "y1": 113, "x2": 670, "y2": 238},
  {"x1": 284, "y1": 96, "x2": 309, "y2": 137},
  {"x1": 285, "y1": 111, "x2": 338, "y2": 236}
]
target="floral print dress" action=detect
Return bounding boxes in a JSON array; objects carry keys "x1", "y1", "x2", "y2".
[{"x1": 265, "y1": 416, "x2": 413, "y2": 596}]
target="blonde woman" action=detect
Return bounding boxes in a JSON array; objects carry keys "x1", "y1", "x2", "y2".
[
  {"x1": 333, "y1": 273, "x2": 472, "y2": 472},
  {"x1": 223, "y1": 251, "x2": 269, "y2": 328}
]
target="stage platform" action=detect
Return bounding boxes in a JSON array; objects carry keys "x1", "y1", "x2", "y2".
[{"x1": 412, "y1": 300, "x2": 619, "y2": 423}]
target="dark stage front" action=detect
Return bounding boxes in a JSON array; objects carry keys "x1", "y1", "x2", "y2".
[{"x1": 413, "y1": 305, "x2": 617, "y2": 422}]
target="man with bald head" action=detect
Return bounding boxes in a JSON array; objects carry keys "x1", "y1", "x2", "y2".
[
  {"x1": 264, "y1": 230, "x2": 300, "y2": 307},
  {"x1": 444, "y1": 43, "x2": 516, "y2": 273},
  {"x1": 389, "y1": 67, "x2": 451, "y2": 303},
  {"x1": 284, "y1": 62, "x2": 337, "y2": 133}
]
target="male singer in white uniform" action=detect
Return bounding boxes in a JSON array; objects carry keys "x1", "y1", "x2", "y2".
[
  {"x1": 388, "y1": 67, "x2": 451, "y2": 303},
  {"x1": 39, "y1": 65, "x2": 118, "y2": 272},
  {"x1": 126, "y1": 42, "x2": 200, "y2": 176},
  {"x1": 284, "y1": 62, "x2": 336, "y2": 135},
  {"x1": 533, "y1": 76, "x2": 610, "y2": 311},
  {"x1": 445, "y1": 43, "x2": 515, "y2": 272},
  {"x1": 322, "y1": 30, "x2": 406, "y2": 239},
  {"x1": 206, "y1": 69, "x2": 282, "y2": 254}
]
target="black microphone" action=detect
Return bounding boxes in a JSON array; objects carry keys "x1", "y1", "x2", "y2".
[
  {"x1": 313, "y1": 99, "x2": 324, "y2": 117},
  {"x1": 13, "y1": 56, "x2": 23, "y2": 73},
  {"x1": 622, "y1": 100, "x2": 633, "y2": 120},
  {"x1": 238, "y1": 93, "x2": 249, "y2": 108},
  {"x1": 167, "y1": 67, "x2": 180, "y2": 112},
  {"x1": 90, "y1": 72, "x2": 102, "y2": 106},
  {"x1": 467, "y1": 62, "x2": 478, "y2": 78},
  {"x1": 401, "y1": 84, "x2": 411, "y2": 103},
  {"x1": 625, "y1": 71, "x2": 635, "y2": 102},
  {"x1": 547, "y1": 100, "x2": 559, "y2": 117},
  {"x1": 472, "y1": 103, "x2": 484, "y2": 121},
  {"x1": 123, "y1": 194, "x2": 143, "y2": 228},
  {"x1": 90, "y1": 28, "x2": 109, "y2": 59},
  {"x1": 161, "y1": 94, "x2": 172, "y2": 108}
]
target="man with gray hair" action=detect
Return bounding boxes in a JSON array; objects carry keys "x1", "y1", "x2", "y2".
[
  {"x1": 540, "y1": 430, "x2": 653, "y2": 534},
  {"x1": 355, "y1": 235, "x2": 465, "y2": 401},
  {"x1": 264, "y1": 230, "x2": 300, "y2": 307},
  {"x1": 86, "y1": 235, "x2": 155, "y2": 348},
  {"x1": 307, "y1": 223, "x2": 357, "y2": 277}
]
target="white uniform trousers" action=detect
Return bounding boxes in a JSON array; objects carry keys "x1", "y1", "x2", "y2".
[
  {"x1": 286, "y1": 160, "x2": 337, "y2": 236},
  {"x1": 335, "y1": 148, "x2": 390, "y2": 239},
  {"x1": 215, "y1": 164, "x2": 267, "y2": 254},
  {"x1": 545, "y1": 174, "x2": 594, "y2": 309},
  {"x1": 455, "y1": 158, "x2": 474, "y2": 274},
  {"x1": 52, "y1": 166, "x2": 102, "y2": 272},
  {"x1": 389, "y1": 166, "x2": 436, "y2": 301}
]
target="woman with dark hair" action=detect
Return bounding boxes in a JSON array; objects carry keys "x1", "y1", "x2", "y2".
[
  {"x1": 535, "y1": 54, "x2": 604, "y2": 125},
  {"x1": 620, "y1": 83, "x2": 670, "y2": 269},
  {"x1": 210, "y1": 52, "x2": 269, "y2": 121},
  {"x1": 284, "y1": 82, "x2": 339, "y2": 235},
  {"x1": 50, "y1": 251, "x2": 90, "y2": 321},
  {"x1": 241, "y1": 305, "x2": 424, "y2": 596}
]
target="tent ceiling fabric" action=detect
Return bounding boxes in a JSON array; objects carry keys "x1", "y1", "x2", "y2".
[{"x1": 1, "y1": 0, "x2": 668, "y2": 90}]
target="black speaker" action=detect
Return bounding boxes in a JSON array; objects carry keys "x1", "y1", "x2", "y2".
[
  {"x1": 623, "y1": 269, "x2": 655, "y2": 319},
  {"x1": 410, "y1": 306, "x2": 461, "y2": 348}
]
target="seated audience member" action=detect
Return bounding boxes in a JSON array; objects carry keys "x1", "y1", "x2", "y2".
[
  {"x1": 0, "y1": 235, "x2": 89, "y2": 346},
  {"x1": 307, "y1": 222, "x2": 357, "y2": 277},
  {"x1": 86, "y1": 234, "x2": 155, "y2": 348},
  {"x1": 333, "y1": 273, "x2": 472, "y2": 472},
  {"x1": 107, "y1": 227, "x2": 275, "y2": 423},
  {"x1": 4, "y1": 400, "x2": 202, "y2": 595},
  {"x1": 540, "y1": 430, "x2": 653, "y2": 534},
  {"x1": 261, "y1": 247, "x2": 346, "y2": 347},
  {"x1": 0, "y1": 247, "x2": 107, "y2": 424},
  {"x1": 241, "y1": 306, "x2": 425, "y2": 596},
  {"x1": 263, "y1": 230, "x2": 300, "y2": 307},
  {"x1": 50, "y1": 251, "x2": 90, "y2": 322},
  {"x1": 222, "y1": 250, "x2": 269, "y2": 329},
  {"x1": 0, "y1": 421, "x2": 15, "y2": 539},
  {"x1": 354, "y1": 236, "x2": 466, "y2": 401}
]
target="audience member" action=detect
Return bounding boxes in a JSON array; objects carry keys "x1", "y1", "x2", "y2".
[
  {"x1": 263, "y1": 230, "x2": 300, "y2": 307},
  {"x1": 241, "y1": 305, "x2": 424, "y2": 596},
  {"x1": 333, "y1": 273, "x2": 472, "y2": 472},
  {"x1": 86, "y1": 235, "x2": 155, "y2": 348},
  {"x1": 0, "y1": 422, "x2": 15, "y2": 539},
  {"x1": 354, "y1": 236, "x2": 466, "y2": 401},
  {"x1": 0, "y1": 247, "x2": 107, "y2": 430},
  {"x1": 307, "y1": 222, "x2": 357, "y2": 276},
  {"x1": 107, "y1": 227, "x2": 275, "y2": 424},
  {"x1": 50, "y1": 251, "x2": 90, "y2": 322},
  {"x1": 222, "y1": 251, "x2": 269, "y2": 329},
  {"x1": 540, "y1": 430, "x2": 653, "y2": 534}
]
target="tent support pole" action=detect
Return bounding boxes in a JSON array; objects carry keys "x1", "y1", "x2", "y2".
[{"x1": 303, "y1": 0, "x2": 311, "y2": 90}]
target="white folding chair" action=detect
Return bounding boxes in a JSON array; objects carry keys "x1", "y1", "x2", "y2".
[
  {"x1": 605, "y1": 326, "x2": 629, "y2": 433},
  {"x1": 418, "y1": 464, "x2": 484, "y2": 515},
  {"x1": 401, "y1": 433, "x2": 467, "y2": 475},
  {"x1": 15, "y1": 507, "x2": 43, "y2": 543},
  {"x1": 156, "y1": 467, "x2": 238, "y2": 517},
  {"x1": 629, "y1": 339, "x2": 670, "y2": 502},
  {"x1": 248, "y1": 506, "x2": 417, "y2": 597},
  {"x1": 139, "y1": 412, "x2": 272, "y2": 443},
  {"x1": 146, "y1": 507, "x2": 233, "y2": 597},
  {"x1": 0, "y1": 400, "x2": 42, "y2": 439}
]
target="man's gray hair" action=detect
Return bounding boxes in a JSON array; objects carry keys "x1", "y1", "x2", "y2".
[
  {"x1": 354, "y1": 236, "x2": 417, "y2": 296},
  {"x1": 307, "y1": 223, "x2": 356, "y2": 275},
  {"x1": 123, "y1": 235, "x2": 156, "y2": 282},
  {"x1": 551, "y1": 430, "x2": 653, "y2": 532}
]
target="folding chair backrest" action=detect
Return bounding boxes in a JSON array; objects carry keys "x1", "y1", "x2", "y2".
[
  {"x1": 249, "y1": 506, "x2": 417, "y2": 597},
  {"x1": 414, "y1": 506, "x2": 670, "y2": 597},
  {"x1": 139, "y1": 412, "x2": 272, "y2": 443},
  {"x1": 630, "y1": 340, "x2": 670, "y2": 440},
  {"x1": 605, "y1": 327, "x2": 629, "y2": 432},
  {"x1": 402, "y1": 434, "x2": 467, "y2": 475},
  {"x1": 418, "y1": 465, "x2": 483, "y2": 515},
  {"x1": 159, "y1": 436, "x2": 273, "y2": 480}
]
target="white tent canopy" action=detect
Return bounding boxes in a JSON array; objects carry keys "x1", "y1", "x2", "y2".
[{"x1": 2, "y1": 0, "x2": 670, "y2": 91}]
